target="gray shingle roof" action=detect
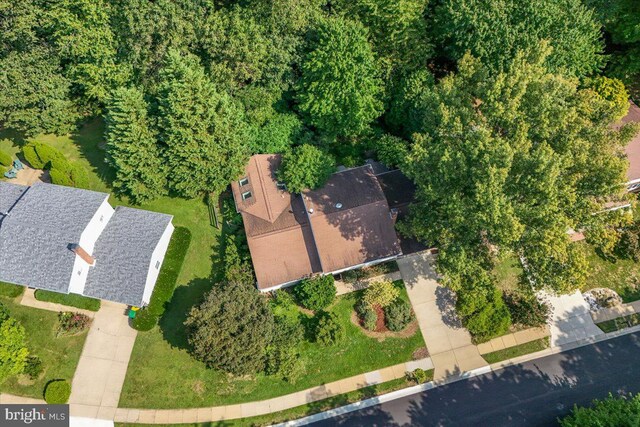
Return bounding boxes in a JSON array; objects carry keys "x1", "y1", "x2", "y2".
[
  {"x1": 83, "y1": 206, "x2": 173, "y2": 306},
  {"x1": 0, "y1": 182, "x2": 109, "y2": 292},
  {"x1": 0, "y1": 182, "x2": 28, "y2": 218}
]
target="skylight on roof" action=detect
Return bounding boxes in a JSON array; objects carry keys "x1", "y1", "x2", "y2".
[
  {"x1": 242, "y1": 191, "x2": 252, "y2": 200},
  {"x1": 239, "y1": 177, "x2": 249, "y2": 187}
]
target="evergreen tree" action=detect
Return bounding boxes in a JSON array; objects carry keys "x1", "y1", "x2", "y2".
[
  {"x1": 156, "y1": 49, "x2": 249, "y2": 197},
  {"x1": 105, "y1": 86, "x2": 166, "y2": 204}
]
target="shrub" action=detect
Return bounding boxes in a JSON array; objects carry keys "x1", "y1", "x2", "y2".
[
  {"x1": 34, "y1": 290, "x2": 100, "y2": 311},
  {"x1": 132, "y1": 227, "x2": 191, "y2": 331},
  {"x1": 362, "y1": 309, "x2": 378, "y2": 331},
  {"x1": 22, "y1": 142, "x2": 65, "y2": 170},
  {"x1": 376, "y1": 134, "x2": 409, "y2": 169},
  {"x1": 314, "y1": 311, "x2": 345, "y2": 346},
  {"x1": 560, "y1": 393, "x2": 640, "y2": 427},
  {"x1": 24, "y1": 356, "x2": 43, "y2": 380},
  {"x1": 0, "y1": 303, "x2": 28, "y2": 384},
  {"x1": 362, "y1": 280, "x2": 399, "y2": 309},
  {"x1": 278, "y1": 144, "x2": 336, "y2": 193},
  {"x1": 464, "y1": 296, "x2": 512, "y2": 343},
  {"x1": 56, "y1": 312, "x2": 91, "y2": 337},
  {"x1": 265, "y1": 317, "x2": 305, "y2": 382},
  {"x1": 503, "y1": 290, "x2": 550, "y2": 328},
  {"x1": 293, "y1": 275, "x2": 336, "y2": 311},
  {"x1": 49, "y1": 168, "x2": 74, "y2": 186},
  {"x1": 185, "y1": 281, "x2": 275, "y2": 375},
  {"x1": 22, "y1": 143, "x2": 43, "y2": 168},
  {"x1": 384, "y1": 299, "x2": 414, "y2": 332},
  {"x1": 0, "y1": 149, "x2": 11, "y2": 167},
  {"x1": 69, "y1": 163, "x2": 90, "y2": 188},
  {"x1": 0, "y1": 282, "x2": 24, "y2": 298},
  {"x1": 407, "y1": 368, "x2": 430, "y2": 384},
  {"x1": 44, "y1": 380, "x2": 71, "y2": 404},
  {"x1": 223, "y1": 234, "x2": 254, "y2": 284},
  {"x1": 617, "y1": 227, "x2": 640, "y2": 262}
]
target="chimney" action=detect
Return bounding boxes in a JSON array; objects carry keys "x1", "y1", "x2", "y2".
[
  {"x1": 390, "y1": 208, "x2": 398, "y2": 224},
  {"x1": 70, "y1": 244, "x2": 95, "y2": 266}
]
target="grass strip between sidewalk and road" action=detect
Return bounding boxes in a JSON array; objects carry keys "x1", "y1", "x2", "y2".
[
  {"x1": 597, "y1": 313, "x2": 640, "y2": 333},
  {"x1": 115, "y1": 371, "x2": 433, "y2": 427},
  {"x1": 482, "y1": 337, "x2": 550, "y2": 364}
]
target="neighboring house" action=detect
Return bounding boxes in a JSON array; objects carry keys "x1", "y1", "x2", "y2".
[
  {"x1": 0, "y1": 182, "x2": 174, "y2": 306},
  {"x1": 231, "y1": 154, "x2": 402, "y2": 292},
  {"x1": 623, "y1": 100, "x2": 640, "y2": 192}
]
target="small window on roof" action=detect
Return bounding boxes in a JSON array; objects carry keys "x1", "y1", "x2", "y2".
[
  {"x1": 242, "y1": 191, "x2": 252, "y2": 200},
  {"x1": 239, "y1": 177, "x2": 249, "y2": 186},
  {"x1": 276, "y1": 181, "x2": 287, "y2": 191}
]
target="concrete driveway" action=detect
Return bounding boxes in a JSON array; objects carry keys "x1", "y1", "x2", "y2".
[{"x1": 397, "y1": 252, "x2": 487, "y2": 381}]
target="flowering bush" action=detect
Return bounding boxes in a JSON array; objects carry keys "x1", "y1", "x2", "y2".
[{"x1": 56, "y1": 312, "x2": 91, "y2": 337}]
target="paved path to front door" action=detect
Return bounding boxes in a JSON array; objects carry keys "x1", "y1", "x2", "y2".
[
  {"x1": 397, "y1": 252, "x2": 487, "y2": 381},
  {"x1": 545, "y1": 290, "x2": 604, "y2": 347},
  {"x1": 69, "y1": 300, "x2": 137, "y2": 421}
]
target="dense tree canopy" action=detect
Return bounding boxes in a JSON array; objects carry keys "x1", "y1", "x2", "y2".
[
  {"x1": 400, "y1": 46, "x2": 631, "y2": 295},
  {"x1": 432, "y1": 0, "x2": 605, "y2": 77}
]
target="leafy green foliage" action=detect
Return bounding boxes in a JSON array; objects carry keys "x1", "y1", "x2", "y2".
[
  {"x1": 0, "y1": 149, "x2": 12, "y2": 166},
  {"x1": 314, "y1": 311, "x2": 345, "y2": 346},
  {"x1": 407, "y1": 368, "x2": 429, "y2": 384},
  {"x1": 264, "y1": 317, "x2": 305, "y2": 383},
  {"x1": 617, "y1": 225, "x2": 640, "y2": 262},
  {"x1": 297, "y1": 17, "x2": 383, "y2": 138},
  {"x1": 503, "y1": 290, "x2": 550, "y2": 328},
  {"x1": 157, "y1": 49, "x2": 249, "y2": 197},
  {"x1": 278, "y1": 144, "x2": 335, "y2": 193},
  {"x1": 0, "y1": 304, "x2": 28, "y2": 384},
  {"x1": 185, "y1": 282, "x2": 275, "y2": 375},
  {"x1": 432, "y1": 0, "x2": 604, "y2": 77},
  {"x1": 105, "y1": 86, "x2": 166, "y2": 204},
  {"x1": 560, "y1": 393, "x2": 640, "y2": 427},
  {"x1": 362, "y1": 280, "x2": 400, "y2": 309},
  {"x1": 21, "y1": 142, "x2": 65, "y2": 170},
  {"x1": 376, "y1": 134, "x2": 409, "y2": 169},
  {"x1": 132, "y1": 227, "x2": 191, "y2": 331},
  {"x1": 44, "y1": 379, "x2": 71, "y2": 404},
  {"x1": 293, "y1": 275, "x2": 336, "y2": 311},
  {"x1": 23, "y1": 355, "x2": 43, "y2": 380},
  {"x1": 384, "y1": 299, "x2": 414, "y2": 332},
  {"x1": 56, "y1": 312, "x2": 91, "y2": 337},
  {"x1": 584, "y1": 76, "x2": 631, "y2": 122},
  {"x1": 34, "y1": 290, "x2": 100, "y2": 312}
]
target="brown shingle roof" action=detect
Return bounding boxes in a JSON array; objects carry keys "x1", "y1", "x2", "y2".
[
  {"x1": 234, "y1": 157, "x2": 402, "y2": 290},
  {"x1": 622, "y1": 101, "x2": 640, "y2": 183}
]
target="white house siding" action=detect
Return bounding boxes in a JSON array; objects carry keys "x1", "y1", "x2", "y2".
[
  {"x1": 68, "y1": 198, "x2": 114, "y2": 295},
  {"x1": 141, "y1": 222, "x2": 175, "y2": 306}
]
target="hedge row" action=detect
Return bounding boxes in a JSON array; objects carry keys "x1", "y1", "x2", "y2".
[
  {"x1": 132, "y1": 227, "x2": 192, "y2": 331},
  {"x1": 34, "y1": 290, "x2": 101, "y2": 312},
  {"x1": 22, "y1": 141, "x2": 89, "y2": 188},
  {"x1": 0, "y1": 149, "x2": 12, "y2": 167}
]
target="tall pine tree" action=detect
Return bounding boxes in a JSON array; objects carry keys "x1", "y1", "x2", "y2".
[
  {"x1": 157, "y1": 49, "x2": 249, "y2": 197},
  {"x1": 105, "y1": 86, "x2": 166, "y2": 204}
]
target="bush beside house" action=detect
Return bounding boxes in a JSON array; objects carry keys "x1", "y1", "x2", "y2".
[
  {"x1": 293, "y1": 275, "x2": 336, "y2": 311},
  {"x1": 132, "y1": 227, "x2": 192, "y2": 331},
  {"x1": 0, "y1": 303, "x2": 28, "y2": 384},
  {"x1": 34, "y1": 290, "x2": 100, "y2": 312},
  {"x1": 384, "y1": 299, "x2": 414, "y2": 332},
  {"x1": 0, "y1": 149, "x2": 12, "y2": 167},
  {"x1": 21, "y1": 141, "x2": 89, "y2": 188}
]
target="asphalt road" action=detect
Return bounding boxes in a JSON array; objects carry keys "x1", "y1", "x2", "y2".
[{"x1": 311, "y1": 332, "x2": 640, "y2": 427}]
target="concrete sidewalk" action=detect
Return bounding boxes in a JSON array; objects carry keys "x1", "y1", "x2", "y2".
[
  {"x1": 113, "y1": 358, "x2": 433, "y2": 424},
  {"x1": 397, "y1": 252, "x2": 487, "y2": 381},
  {"x1": 546, "y1": 290, "x2": 604, "y2": 347},
  {"x1": 69, "y1": 300, "x2": 137, "y2": 421}
]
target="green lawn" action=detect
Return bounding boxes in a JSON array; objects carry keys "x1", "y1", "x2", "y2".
[
  {"x1": 34, "y1": 290, "x2": 101, "y2": 311},
  {"x1": 577, "y1": 242, "x2": 640, "y2": 303},
  {"x1": 482, "y1": 337, "x2": 550, "y2": 364},
  {"x1": 597, "y1": 313, "x2": 640, "y2": 333},
  {"x1": 116, "y1": 373, "x2": 434, "y2": 427},
  {"x1": 119, "y1": 281, "x2": 425, "y2": 409},
  {"x1": 493, "y1": 253, "x2": 524, "y2": 293},
  {"x1": 0, "y1": 296, "x2": 88, "y2": 399}
]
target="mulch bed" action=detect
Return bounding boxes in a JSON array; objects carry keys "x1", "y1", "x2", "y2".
[
  {"x1": 373, "y1": 304, "x2": 387, "y2": 332},
  {"x1": 350, "y1": 310, "x2": 419, "y2": 341}
]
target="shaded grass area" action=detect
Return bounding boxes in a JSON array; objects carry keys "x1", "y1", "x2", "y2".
[
  {"x1": 493, "y1": 253, "x2": 524, "y2": 293},
  {"x1": 0, "y1": 296, "x2": 87, "y2": 398},
  {"x1": 116, "y1": 373, "x2": 433, "y2": 427},
  {"x1": 34, "y1": 290, "x2": 100, "y2": 311},
  {"x1": 482, "y1": 337, "x2": 550, "y2": 364},
  {"x1": 577, "y1": 242, "x2": 640, "y2": 303},
  {"x1": 0, "y1": 282, "x2": 25, "y2": 298},
  {"x1": 597, "y1": 313, "x2": 640, "y2": 333},
  {"x1": 120, "y1": 281, "x2": 425, "y2": 409}
]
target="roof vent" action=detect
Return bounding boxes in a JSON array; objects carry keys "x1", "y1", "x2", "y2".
[
  {"x1": 335, "y1": 203, "x2": 343, "y2": 209},
  {"x1": 308, "y1": 208, "x2": 314, "y2": 214}
]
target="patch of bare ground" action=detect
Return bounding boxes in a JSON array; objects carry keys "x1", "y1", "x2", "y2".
[{"x1": 412, "y1": 347, "x2": 429, "y2": 360}]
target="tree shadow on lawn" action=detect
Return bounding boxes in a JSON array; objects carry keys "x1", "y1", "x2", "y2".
[
  {"x1": 69, "y1": 118, "x2": 117, "y2": 187},
  {"x1": 159, "y1": 277, "x2": 213, "y2": 350}
]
